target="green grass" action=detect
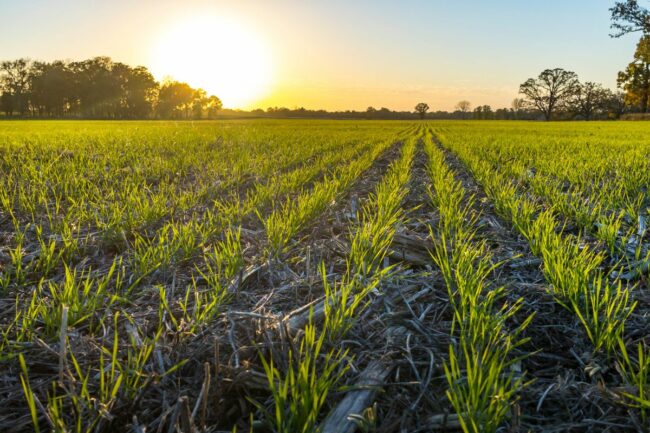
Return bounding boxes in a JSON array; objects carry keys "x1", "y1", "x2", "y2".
[
  {"x1": 4, "y1": 119, "x2": 650, "y2": 432},
  {"x1": 434, "y1": 121, "x2": 650, "y2": 428},
  {"x1": 425, "y1": 129, "x2": 532, "y2": 433}
]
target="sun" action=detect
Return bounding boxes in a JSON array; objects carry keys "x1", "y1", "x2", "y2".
[{"x1": 150, "y1": 15, "x2": 273, "y2": 108}]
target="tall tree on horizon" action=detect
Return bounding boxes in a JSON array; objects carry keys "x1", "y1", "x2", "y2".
[
  {"x1": 414, "y1": 102, "x2": 429, "y2": 119},
  {"x1": 455, "y1": 100, "x2": 471, "y2": 119},
  {"x1": 511, "y1": 98, "x2": 525, "y2": 119},
  {"x1": 519, "y1": 68, "x2": 580, "y2": 121}
]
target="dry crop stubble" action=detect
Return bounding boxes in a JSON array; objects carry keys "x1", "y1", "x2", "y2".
[{"x1": 3, "y1": 120, "x2": 650, "y2": 432}]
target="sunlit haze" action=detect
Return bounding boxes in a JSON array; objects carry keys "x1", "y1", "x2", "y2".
[
  {"x1": 0, "y1": 0, "x2": 639, "y2": 110},
  {"x1": 149, "y1": 14, "x2": 273, "y2": 107}
]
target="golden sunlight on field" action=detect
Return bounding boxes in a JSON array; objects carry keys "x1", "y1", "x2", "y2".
[{"x1": 5, "y1": 0, "x2": 650, "y2": 431}]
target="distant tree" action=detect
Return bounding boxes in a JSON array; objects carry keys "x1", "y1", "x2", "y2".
[
  {"x1": 483, "y1": 105, "x2": 494, "y2": 119},
  {"x1": 570, "y1": 82, "x2": 609, "y2": 120},
  {"x1": 0, "y1": 58, "x2": 32, "y2": 115},
  {"x1": 68, "y1": 57, "x2": 123, "y2": 118},
  {"x1": 0, "y1": 91, "x2": 14, "y2": 115},
  {"x1": 494, "y1": 108, "x2": 512, "y2": 120},
  {"x1": 414, "y1": 102, "x2": 429, "y2": 119},
  {"x1": 192, "y1": 88, "x2": 208, "y2": 119},
  {"x1": 157, "y1": 80, "x2": 194, "y2": 118},
  {"x1": 188, "y1": 90, "x2": 222, "y2": 119},
  {"x1": 606, "y1": 90, "x2": 629, "y2": 118},
  {"x1": 206, "y1": 95, "x2": 222, "y2": 119},
  {"x1": 118, "y1": 65, "x2": 158, "y2": 118},
  {"x1": 519, "y1": 68, "x2": 579, "y2": 121},
  {"x1": 29, "y1": 61, "x2": 74, "y2": 117},
  {"x1": 456, "y1": 100, "x2": 471, "y2": 119},
  {"x1": 472, "y1": 105, "x2": 493, "y2": 120},
  {"x1": 0, "y1": 56, "x2": 225, "y2": 119},
  {"x1": 511, "y1": 98, "x2": 526, "y2": 119},
  {"x1": 377, "y1": 107, "x2": 392, "y2": 119},
  {"x1": 610, "y1": 0, "x2": 650, "y2": 37},
  {"x1": 618, "y1": 35, "x2": 650, "y2": 112},
  {"x1": 266, "y1": 106, "x2": 291, "y2": 117},
  {"x1": 366, "y1": 106, "x2": 377, "y2": 119}
]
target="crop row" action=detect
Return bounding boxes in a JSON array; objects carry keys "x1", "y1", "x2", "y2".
[
  {"x1": 1, "y1": 121, "x2": 410, "y2": 431},
  {"x1": 435, "y1": 125, "x2": 650, "y2": 426},
  {"x1": 424, "y1": 127, "x2": 531, "y2": 433},
  {"x1": 257, "y1": 128, "x2": 418, "y2": 432}
]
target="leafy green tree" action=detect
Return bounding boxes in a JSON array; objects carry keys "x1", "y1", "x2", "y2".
[
  {"x1": 116, "y1": 65, "x2": 158, "y2": 118},
  {"x1": 68, "y1": 57, "x2": 122, "y2": 118},
  {"x1": 0, "y1": 58, "x2": 32, "y2": 116},
  {"x1": 206, "y1": 95, "x2": 222, "y2": 119},
  {"x1": 192, "y1": 88, "x2": 209, "y2": 119},
  {"x1": 157, "y1": 80, "x2": 194, "y2": 119},
  {"x1": 0, "y1": 56, "x2": 222, "y2": 119},
  {"x1": 618, "y1": 35, "x2": 650, "y2": 112},
  {"x1": 30, "y1": 61, "x2": 74, "y2": 117}
]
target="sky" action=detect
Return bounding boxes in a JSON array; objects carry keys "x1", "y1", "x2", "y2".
[{"x1": 0, "y1": 0, "x2": 641, "y2": 111}]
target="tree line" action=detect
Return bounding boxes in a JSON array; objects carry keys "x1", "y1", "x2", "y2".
[
  {"x1": 519, "y1": 0, "x2": 650, "y2": 120},
  {"x1": 4, "y1": 2, "x2": 650, "y2": 122},
  {"x1": 516, "y1": 70, "x2": 627, "y2": 121},
  {"x1": 0, "y1": 57, "x2": 222, "y2": 119},
  {"x1": 512, "y1": 22, "x2": 650, "y2": 122},
  {"x1": 412, "y1": 88, "x2": 625, "y2": 122},
  {"x1": 219, "y1": 105, "x2": 538, "y2": 120},
  {"x1": 412, "y1": 1, "x2": 650, "y2": 121},
  {"x1": 511, "y1": 2, "x2": 650, "y2": 121}
]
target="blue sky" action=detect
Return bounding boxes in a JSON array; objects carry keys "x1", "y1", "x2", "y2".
[{"x1": 0, "y1": 0, "x2": 641, "y2": 110}]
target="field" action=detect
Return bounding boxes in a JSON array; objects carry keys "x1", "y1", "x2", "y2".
[{"x1": 2, "y1": 119, "x2": 650, "y2": 433}]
